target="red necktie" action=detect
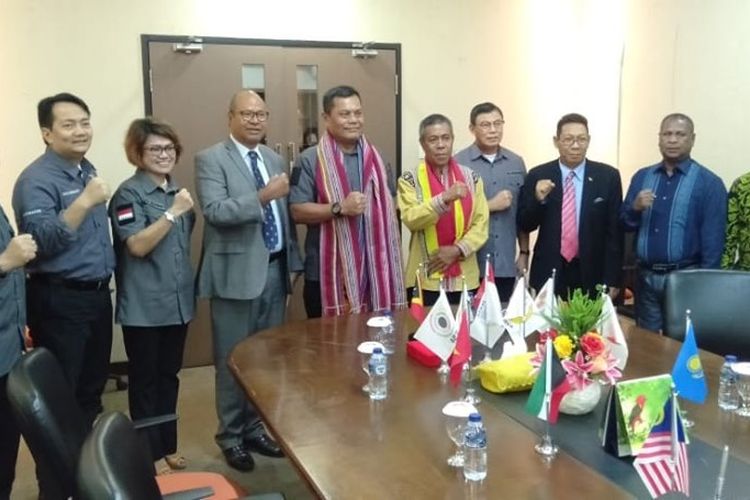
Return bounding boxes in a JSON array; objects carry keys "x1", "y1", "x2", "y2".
[{"x1": 561, "y1": 171, "x2": 578, "y2": 261}]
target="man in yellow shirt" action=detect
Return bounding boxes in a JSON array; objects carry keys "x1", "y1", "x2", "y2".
[{"x1": 398, "y1": 114, "x2": 489, "y2": 305}]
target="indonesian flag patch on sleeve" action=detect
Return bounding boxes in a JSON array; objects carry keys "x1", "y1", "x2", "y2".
[{"x1": 116, "y1": 203, "x2": 135, "y2": 225}]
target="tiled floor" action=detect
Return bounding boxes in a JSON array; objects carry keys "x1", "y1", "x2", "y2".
[{"x1": 11, "y1": 365, "x2": 313, "y2": 500}]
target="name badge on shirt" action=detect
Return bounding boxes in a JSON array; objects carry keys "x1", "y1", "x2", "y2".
[{"x1": 116, "y1": 203, "x2": 136, "y2": 225}]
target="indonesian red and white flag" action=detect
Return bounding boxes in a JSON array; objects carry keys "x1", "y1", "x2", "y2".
[
  {"x1": 600, "y1": 292, "x2": 628, "y2": 370},
  {"x1": 449, "y1": 287, "x2": 472, "y2": 386}
]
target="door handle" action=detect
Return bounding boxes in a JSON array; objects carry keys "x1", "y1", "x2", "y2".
[{"x1": 287, "y1": 142, "x2": 298, "y2": 169}]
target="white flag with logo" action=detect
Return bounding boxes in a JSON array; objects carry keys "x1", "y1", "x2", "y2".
[
  {"x1": 503, "y1": 276, "x2": 535, "y2": 342},
  {"x1": 470, "y1": 279, "x2": 505, "y2": 348},
  {"x1": 526, "y1": 276, "x2": 557, "y2": 334},
  {"x1": 600, "y1": 292, "x2": 628, "y2": 369},
  {"x1": 414, "y1": 288, "x2": 457, "y2": 361}
]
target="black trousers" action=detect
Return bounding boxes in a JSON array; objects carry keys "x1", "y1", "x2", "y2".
[
  {"x1": 0, "y1": 373, "x2": 20, "y2": 500},
  {"x1": 304, "y1": 280, "x2": 323, "y2": 319},
  {"x1": 556, "y1": 256, "x2": 585, "y2": 300},
  {"x1": 494, "y1": 277, "x2": 516, "y2": 303},
  {"x1": 26, "y1": 280, "x2": 113, "y2": 428},
  {"x1": 122, "y1": 324, "x2": 188, "y2": 461}
]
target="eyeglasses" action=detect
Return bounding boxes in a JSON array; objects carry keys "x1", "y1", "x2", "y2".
[
  {"x1": 236, "y1": 110, "x2": 269, "y2": 122},
  {"x1": 476, "y1": 120, "x2": 505, "y2": 131},
  {"x1": 558, "y1": 136, "x2": 590, "y2": 146},
  {"x1": 144, "y1": 144, "x2": 176, "y2": 156},
  {"x1": 659, "y1": 131, "x2": 690, "y2": 139}
]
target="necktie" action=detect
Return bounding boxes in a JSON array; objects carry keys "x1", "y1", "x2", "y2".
[
  {"x1": 561, "y1": 171, "x2": 578, "y2": 262},
  {"x1": 248, "y1": 151, "x2": 279, "y2": 250}
]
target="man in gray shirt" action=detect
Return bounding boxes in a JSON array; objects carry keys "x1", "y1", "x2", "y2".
[
  {"x1": 13, "y1": 93, "x2": 114, "y2": 430},
  {"x1": 0, "y1": 204, "x2": 37, "y2": 499},
  {"x1": 454, "y1": 102, "x2": 529, "y2": 301}
]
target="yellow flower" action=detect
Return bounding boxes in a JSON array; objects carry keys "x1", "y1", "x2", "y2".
[{"x1": 553, "y1": 334, "x2": 574, "y2": 359}]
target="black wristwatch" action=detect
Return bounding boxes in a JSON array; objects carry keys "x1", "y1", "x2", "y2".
[{"x1": 331, "y1": 202, "x2": 342, "y2": 217}]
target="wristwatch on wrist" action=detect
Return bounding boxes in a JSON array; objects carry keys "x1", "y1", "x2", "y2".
[
  {"x1": 164, "y1": 211, "x2": 177, "y2": 224},
  {"x1": 331, "y1": 202, "x2": 342, "y2": 217}
]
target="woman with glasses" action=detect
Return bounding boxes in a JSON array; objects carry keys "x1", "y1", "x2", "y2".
[{"x1": 108, "y1": 118, "x2": 195, "y2": 474}]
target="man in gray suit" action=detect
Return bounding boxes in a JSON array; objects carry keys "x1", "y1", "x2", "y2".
[{"x1": 195, "y1": 90, "x2": 302, "y2": 471}]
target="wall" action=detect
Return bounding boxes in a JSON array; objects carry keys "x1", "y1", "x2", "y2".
[{"x1": 1, "y1": 0, "x2": 748, "y2": 357}]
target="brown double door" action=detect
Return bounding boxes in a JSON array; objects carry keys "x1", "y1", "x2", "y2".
[{"x1": 144, "y1": 37, "x2": 400, "y2": 366}]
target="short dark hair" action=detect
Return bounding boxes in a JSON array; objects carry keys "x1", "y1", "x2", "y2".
[
  {"x1": 37, "y1": 93, "x2": 90, "y2": 129},
  {"x1": 322, "y1": 86, "x2": 361, "y2": 114},
  {"x1": 556, "y1": 113, "x2": 588, "y2": 136},
  {"x1": 470, "y1": 102, "x2": 504, "y2": 125},
  {"x1": 661, "y1": 113, "x2": 694, "y2": 134},
  {"x1": 124, "y1": 117, "x2": 183, "y2": 168},
  {"x1": 419, "y1": 114, "x2": 453, "y2": 140}
]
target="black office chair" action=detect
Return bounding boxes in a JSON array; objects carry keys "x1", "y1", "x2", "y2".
[
  {"x1": 7, "y1": 348, "x2": 248, "y2": 500},
  {"x1": 77, "y1": 411, "x2": 213, "y2": 500},
  {"x1": 7, "y1": 347, "x2": 90, "y2": 498},
  {"x1": 663, "y1": 269, "x2": 750, "y2": 359}
]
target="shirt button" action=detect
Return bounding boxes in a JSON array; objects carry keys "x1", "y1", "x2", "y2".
[
  {"x1": 654, "y1": 228, "x2": 660, "y2": 233},
  {"x1": 662, "y1": 196, "x2": 667, "y2": 200}
]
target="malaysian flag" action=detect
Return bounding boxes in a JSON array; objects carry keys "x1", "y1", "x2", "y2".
[{"x1": 633, "y1": 395, "x2": 690, "y2": 498}]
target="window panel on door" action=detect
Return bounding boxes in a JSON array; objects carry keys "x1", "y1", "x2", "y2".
[{"x1": 296, "y1": 64, "x2": 319, "y2": 153}]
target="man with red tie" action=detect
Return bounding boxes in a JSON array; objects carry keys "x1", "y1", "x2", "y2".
[{"x1": 517, "y1": 113, "x2": 623, "y2": 299}]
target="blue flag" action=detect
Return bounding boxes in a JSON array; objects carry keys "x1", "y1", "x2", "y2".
[{"x1": 671, "y1": 318, "x2": 707, "y2": 403}]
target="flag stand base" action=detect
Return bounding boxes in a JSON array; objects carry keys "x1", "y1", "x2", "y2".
[{"x1": 534, "y1": 433, "x2": 558, "y2": 458}]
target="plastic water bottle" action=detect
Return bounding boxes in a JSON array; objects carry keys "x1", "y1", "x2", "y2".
[
  {"x1": 368, "y1": 347, "x2": 388, "y2": 400},
  {"x1": 463, "y1": 412, "x2": 487, "y2": 481},
  {"x1": 380, "y1": 311, "x2": 396, "y2": 355},
  {"x1": 718, "y1": 355, "x2": 740, "y2": 411}
]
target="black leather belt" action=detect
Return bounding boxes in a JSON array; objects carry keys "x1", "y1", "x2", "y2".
[
  {"x1": 639, "y1": 262, "x2": 697, "y2": 273},
  {"x1": 30, "y1": 273, "x2": 111, "y2": 291},
  {"x1": 269, "y1": 250, "x2": 285, "y2": 263}
]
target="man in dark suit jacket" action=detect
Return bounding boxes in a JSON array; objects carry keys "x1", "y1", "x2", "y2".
[
  {"x1": 195, "y1": 90, "x2": 302, "y2": 472},
  {"x1": 518, "y1": 113, "x2": 623, "y2": 299}
]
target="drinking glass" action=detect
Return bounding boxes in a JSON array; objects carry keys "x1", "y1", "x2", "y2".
[
  {"x1": 442, "y1": 401, "x2": 477, "y2": 467},
  {"x1": 732, "y1": 362, "x2": 750, "y2": 417},
  {"x1": 357, "y1": 341, "x2": 384, "y2": 393}
]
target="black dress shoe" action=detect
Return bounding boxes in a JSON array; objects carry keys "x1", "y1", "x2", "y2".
[
  {"x1": 223, "y1": 444, "x2": 255, "y2": 471},
  {"x1": 245, "y1": 433, "x2": 285, "y2": 458}
]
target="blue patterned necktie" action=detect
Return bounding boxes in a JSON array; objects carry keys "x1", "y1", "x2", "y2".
[{"x1": 248, "y1": 151, "x2": 279, "y2": 250}]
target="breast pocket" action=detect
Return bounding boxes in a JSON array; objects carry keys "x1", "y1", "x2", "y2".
[{"x1": 142, "y1": 200, "x2": 167, "y2": 225}]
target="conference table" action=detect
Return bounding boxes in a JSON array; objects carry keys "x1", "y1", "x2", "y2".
[{"x1": 229, "y1": 311, "x2": 750, "y2": 499}]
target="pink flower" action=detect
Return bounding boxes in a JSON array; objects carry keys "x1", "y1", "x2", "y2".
[
  {"x1": 580, "y1": 333, "x2": 606, "y2": 357},
  {"x1": 561, "y1": 350, "x2": 594, "y2": 390}
]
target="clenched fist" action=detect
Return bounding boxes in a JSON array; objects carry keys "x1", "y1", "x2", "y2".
[
  {"x1": 341, "y1": 191, "x2": 367, "y2": 216},
  {"x1": 535, "y1": 179, "x2": 556, "y2": 202},
  {"x1": 170, "y1": 189, "x2": 194, "y2": 217},
  {"x1": 0, "y1": 234, "x2": 37, "y2": 273},
  {"x1": 260, "y1": 173, "x2": 290, "y2": 204},
  {"x1": 80, "y1": 177, "x2": 111, "y2": 207},
  {"x1": 489, "y1": 189, "x2": 513, "y2": 211},
  {"x1": 633, "y1": 189, "x2": 655, "y2": 212},
  {"x1": 442, "y1": 182, "x2": 469, "y2": 204}
]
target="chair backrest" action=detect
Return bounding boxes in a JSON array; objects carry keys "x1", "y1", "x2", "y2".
[
  {"x1": 664, "y1": 269, "x2": 750, "y2": 359},
  {"x1": 7, "y1": 347, "x2": 89, "y2": 498},
  {"x1": 77, "y1": 411, "x2": 162, "y2": 500}
]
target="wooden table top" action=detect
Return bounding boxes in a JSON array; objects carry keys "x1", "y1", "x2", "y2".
[{"x1": 233, "y1": 312, "x2": 694, "y2": 499}]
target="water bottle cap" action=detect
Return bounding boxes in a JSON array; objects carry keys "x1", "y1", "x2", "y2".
[
  {"x1": 373, "y1": 347, "x2": 383, "y2": 354},
  {"x1": 726, "y1": 355, "x2": 738, "y2": 362},
  {"x1": 468, "y1": 412, "x2": 482, "y2": 422}
]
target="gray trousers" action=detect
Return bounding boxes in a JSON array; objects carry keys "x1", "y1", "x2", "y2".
[{"x1": 210, "y1": 260, "x2": 286, "y2": 451}]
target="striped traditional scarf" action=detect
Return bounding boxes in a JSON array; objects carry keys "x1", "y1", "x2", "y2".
[
  {"x1": 416, "y1": 159, "x2": 473, "y2": 278},
  {"x1": 315, "y1": 133, "x2": 406, "y2": 316}
]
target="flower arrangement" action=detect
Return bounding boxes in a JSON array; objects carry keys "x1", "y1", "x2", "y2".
[{"x1": 532, "y1": 289, "x2": 622, "y2": 390}]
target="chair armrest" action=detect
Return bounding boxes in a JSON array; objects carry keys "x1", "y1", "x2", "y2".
[
  {"x1": 162, "y1": 486, "x2": 214, "y2": 500},
  {"x1": 133, "y1": 413, "x2": 178, "y2": 430}
]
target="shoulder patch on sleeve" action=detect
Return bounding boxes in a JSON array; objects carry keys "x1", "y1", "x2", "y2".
[
  {"x1": 115, "y1": 203, "x2": 136, "y2": 225},
  {"x1": 401, "y1": 171, "x2": 415, "y2": 186},
  {"x1": 471, "y1": 171, "x2": 481, "y2": 184}
]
